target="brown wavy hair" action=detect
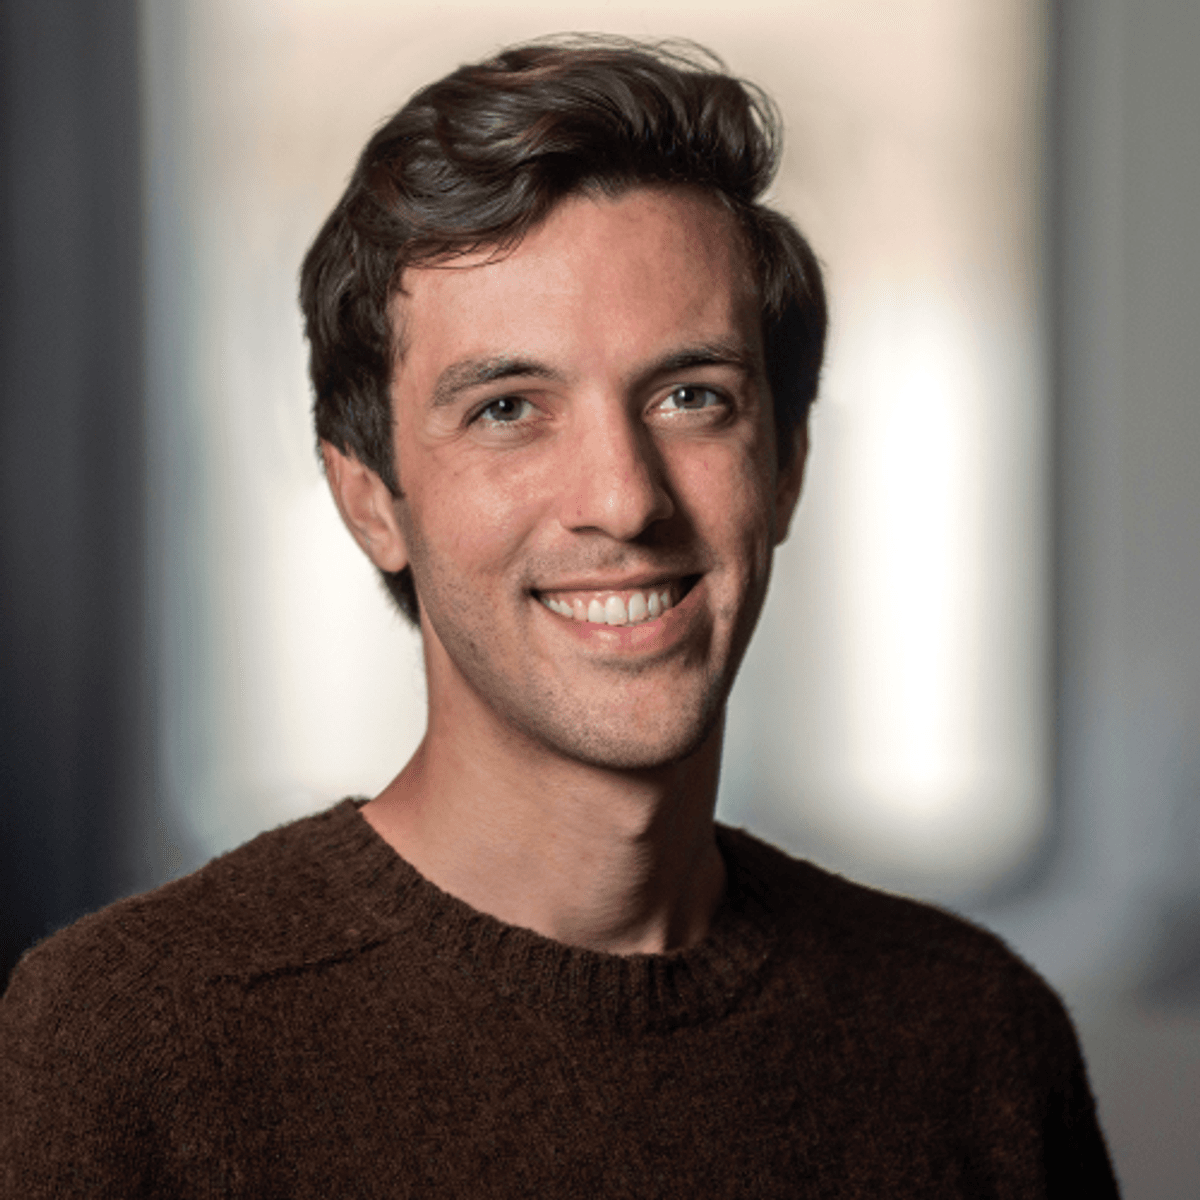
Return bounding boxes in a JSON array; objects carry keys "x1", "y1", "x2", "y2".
[{"x1": 300, "y1": 36, "x2": 827, "y2": 623}]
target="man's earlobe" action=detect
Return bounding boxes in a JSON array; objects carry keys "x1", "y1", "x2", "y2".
[
  {"x1": 774, "y1": 423, "x2": 809, "y2": 546},
  {"x1": 321, "y1": 440, "x2": 409, "y2": 572}
]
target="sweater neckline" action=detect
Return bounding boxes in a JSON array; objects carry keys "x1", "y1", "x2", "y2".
[{"x1": 318, "y1": 798, "x2": 780, "y2": 1033}]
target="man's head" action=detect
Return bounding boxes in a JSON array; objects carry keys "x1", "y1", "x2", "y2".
[{"x1": 301, "y1": 37, "x2": 826, "y2": 625}]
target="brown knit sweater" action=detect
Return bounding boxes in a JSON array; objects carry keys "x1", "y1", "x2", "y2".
[{"x1": 1, "y1": 799, "x2": 1117, "y2": 1198}]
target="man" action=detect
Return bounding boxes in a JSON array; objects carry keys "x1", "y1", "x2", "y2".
[{"x1": 2, "y1": 37, "x2": 1117, "y2": 1196}]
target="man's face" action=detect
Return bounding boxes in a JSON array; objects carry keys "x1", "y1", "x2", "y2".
[{"x1": 385, "y1": 187, "x2": 804, "y2": 771}]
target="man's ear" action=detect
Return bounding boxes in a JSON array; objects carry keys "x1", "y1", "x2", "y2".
[
  {"x1": 321, "y1": 440, "x2": 408, "y2": 572},
  {"x1": 774, "y1": 422, "x2": 809, "y2": 546}
]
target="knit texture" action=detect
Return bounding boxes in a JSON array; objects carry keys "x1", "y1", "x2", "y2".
[{"x1": 2, "y1": 799, "x2": 1118, "y2": 1198}]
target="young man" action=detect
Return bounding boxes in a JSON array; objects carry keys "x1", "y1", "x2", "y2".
[{"x1": 2, "y1": 39, "x2": 1117, "y2": 1196}]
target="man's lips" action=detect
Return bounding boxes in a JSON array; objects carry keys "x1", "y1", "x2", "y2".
[{"x1": 534, "y1": 576, "x2": 701, "y2": 627}]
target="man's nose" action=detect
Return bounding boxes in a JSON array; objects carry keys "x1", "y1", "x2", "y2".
[{"x1": 558, "y1": 404, "x2": 674, "y2": 541}]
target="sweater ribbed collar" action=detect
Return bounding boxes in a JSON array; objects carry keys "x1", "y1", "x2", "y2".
[{"x1": 316, "y1": 798, "x2": 781, "y2": 1034}]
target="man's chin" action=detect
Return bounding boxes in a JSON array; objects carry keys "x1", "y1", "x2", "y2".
[{"x1": 521, "y1": 703, "x2": 726, "y2": 775}]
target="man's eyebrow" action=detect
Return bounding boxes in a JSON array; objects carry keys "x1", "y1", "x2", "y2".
[
  {"x1": 429, "y1": 341, "x2": 758, "y2": 408},
  {"x1": 430, "y1": 357, "x2": 562, "y2": 408},
  {"x1": 638, "y1": 340, "x2": 760, "y2": 383}
]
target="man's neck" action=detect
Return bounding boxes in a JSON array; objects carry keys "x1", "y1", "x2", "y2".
[{"x1": 361, "y1": 708, "x2": 727, "y2": 956}]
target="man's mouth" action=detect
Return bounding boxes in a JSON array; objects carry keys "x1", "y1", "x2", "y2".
[{"x1": 535, "y1": 576, "x2": 700, "y2": 626}]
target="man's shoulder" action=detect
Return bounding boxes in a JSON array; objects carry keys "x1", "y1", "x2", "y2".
[
  {"x1": 720, "y1": 824, "x2": 1074, "y2": 1037},
  {"x1": 717, "y1": 828, "x2": 1115, "y2": 1196},
  {"x1": 0, "y1": 801, "x2": 376, "y2": 1191},
  {"x1": 4, "y1": 799, "x2": 381, "y2": 1010}
]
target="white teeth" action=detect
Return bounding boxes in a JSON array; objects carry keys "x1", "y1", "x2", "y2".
[
  {"x1": 605, "y1": 595, "x2": 627, "y2": 625},
  {"x1": 541, "y1": 583, "x2": 682, "y2": 625}
]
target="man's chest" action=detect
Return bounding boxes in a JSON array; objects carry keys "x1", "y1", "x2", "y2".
[{"x1": 176, "y1": 967, "x2": 1038, "y2": 1199}]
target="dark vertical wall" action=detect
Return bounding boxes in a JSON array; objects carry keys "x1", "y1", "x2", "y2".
[{"x1": 0, "y1": 0, "x2": 150, "y2": 984}]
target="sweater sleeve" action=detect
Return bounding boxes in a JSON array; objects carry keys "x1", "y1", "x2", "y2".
[{"x1": 0, "y1": 920, "x2": 197, "y2": 1198}]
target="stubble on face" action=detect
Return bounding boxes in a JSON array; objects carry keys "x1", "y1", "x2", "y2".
[
  {"x1": 410, "y1": 529, "x2": 742, "y2": 774},
  {"x1": 388, "y1": 187, "x2": 789, "y2": 776}
]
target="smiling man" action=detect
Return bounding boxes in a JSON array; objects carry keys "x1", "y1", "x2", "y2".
[
  {"x1": 1, "y1": 37, "x2": 1118, "y2": 1197},
  {"x1": 323, "y1": 183, "x2": 793, "y2": 954}
]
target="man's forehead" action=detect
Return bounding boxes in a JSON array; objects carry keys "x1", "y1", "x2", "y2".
[{"x1": 389, "y1": 187, "x2": 762, "y2": 383}]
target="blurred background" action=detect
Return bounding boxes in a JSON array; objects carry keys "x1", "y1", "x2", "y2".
[{"x1": 2, "y1": 0, "x2": 1197, "y2": 1193}]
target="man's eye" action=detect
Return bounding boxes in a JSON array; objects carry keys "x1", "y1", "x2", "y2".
[
  {"x1": 476, "y1": 396, "x2": 533, "y2": 424},
  {"x1": 660, "y1": 386, "x2": 724, "y2": 412}
]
